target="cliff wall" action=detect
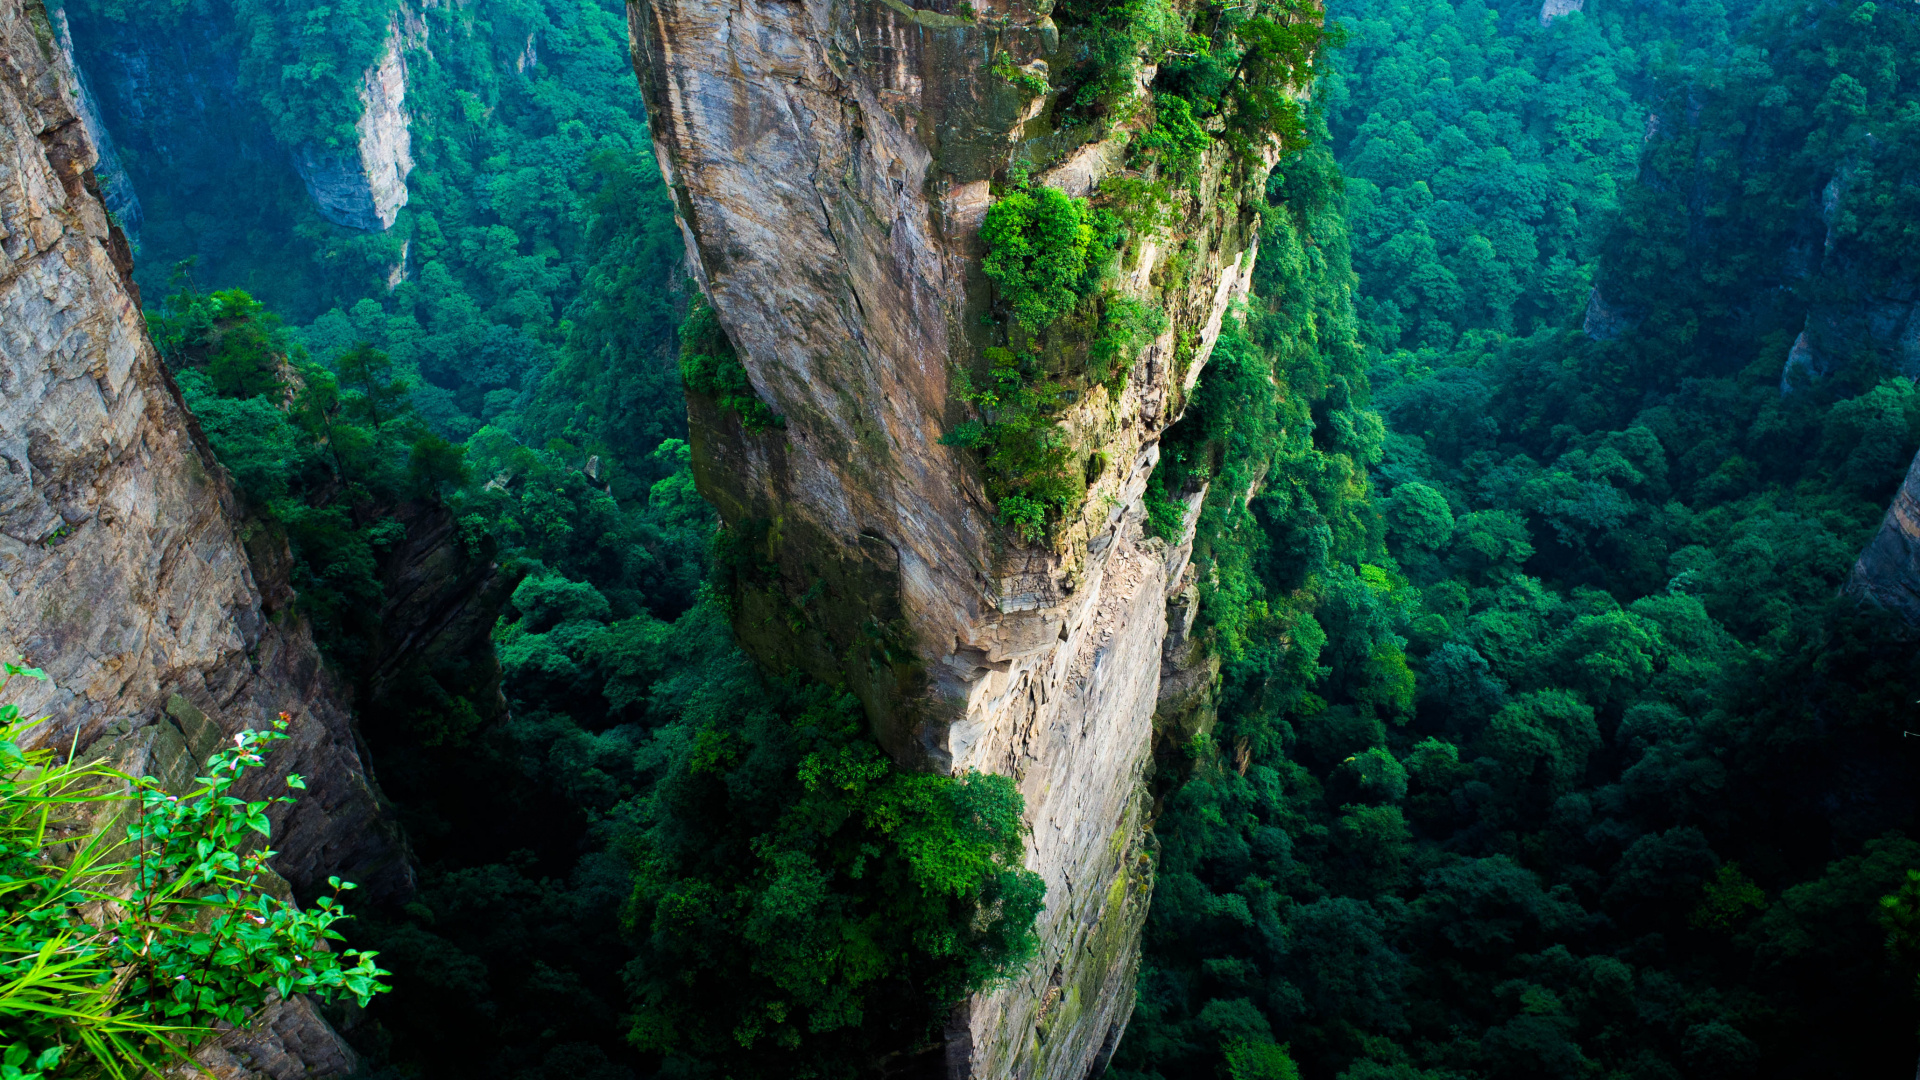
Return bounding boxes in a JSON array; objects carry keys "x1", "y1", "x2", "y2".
[
  {"x1": 48, "y1": 7, "x2": 138, "y2": 239},
  {"x1": 291, "y1": 10, "x2": 420, "y2": 232},
  {"x1": 626, "y1": 0, "x2": 1268, "y2": 1073},
  {"x1": 0, "y1": 0, "x2": 408, "y2": 902},
  {"x1": 57, "y1": 0, "x2": 416, "y2": 236},
  {"x1": 1539, "y1": 0, "x2": 1583, "y2": 27},
  {"x1": 1846, "y1": 450, "x2": 1920, "y2": 622}
]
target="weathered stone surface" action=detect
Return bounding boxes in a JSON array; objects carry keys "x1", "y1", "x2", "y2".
[
  {"x1": 627, "y1": 0, "x2": 1270, "y2": 1072},
  {"x1": 0, "y1": 0, "x2": 409, "y2": 901},
  {"x1": 1582, "y1": 284, "x2": 1637, "y2": 342},
  {"x1": 1779, "y1": 327, "x2": 1824, "y2": 392},
  {"x1": 1539, "y1": 0, "x2": 1583, "y2": 26},
  {"x1": 368, "y1": 498, "x2": 515, "y2": 719},
  {"x1": 1153, "y1": 486, "x2": 1218, "y2": 742},
  {"x1": 1846, "y1": 449, "x2": 1920, "y2": 622},
  {"x1": 294, "y1": 11, "x2": 419, "y2": 232},
  {"x1": 175, "y1": 995, "x2": 360, "y2": 1080}
]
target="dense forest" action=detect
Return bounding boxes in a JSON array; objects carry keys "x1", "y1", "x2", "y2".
[
  {"x1": 1120, "y1": 0, "x2": 1920, "y2": 1077},
  {"x1": 38, "y1": 0, "x2": 1920, "y2": 1076}
]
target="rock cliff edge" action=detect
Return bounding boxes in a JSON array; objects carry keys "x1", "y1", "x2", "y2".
[{"x1": 0, "y1": 0, "x2": 407, "y2": 902}]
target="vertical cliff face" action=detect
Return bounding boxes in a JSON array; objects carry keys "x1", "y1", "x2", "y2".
[
  {"x1": 58, "y1": 1, "x2": 416, "y2": 238},
  {"x1": 0, "y1": 0, "x2": 408, "y2": 902},
  {"x1": 1846, "y1": 450, "x2": 1920, "y2": 622},
  {"x1": 1539, "y1": 0, "x2": 1583, "y2": 26},
  {"x1": 626, "y1": 0, "x2": 1271, "y2": 1072},
  {"x1": 292, "y1": 11, "x2": 419, "y2": 232},
  {"x1": 48, "y1": 8, "x2": 139, "y2": 240}
]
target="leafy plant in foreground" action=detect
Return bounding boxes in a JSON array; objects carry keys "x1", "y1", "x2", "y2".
[{"x1": 0, "y1": 663, "x2": 389, "y2": 1076}]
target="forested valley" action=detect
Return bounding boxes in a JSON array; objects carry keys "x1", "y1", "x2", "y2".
[{"x1": 41, "y1": 0, "x2": 1920, "y2": 1077}]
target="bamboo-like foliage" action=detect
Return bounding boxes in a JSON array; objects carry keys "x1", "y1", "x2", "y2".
[{"x1": 0, "y1": 664, "x2": 390, "y2": 1078}]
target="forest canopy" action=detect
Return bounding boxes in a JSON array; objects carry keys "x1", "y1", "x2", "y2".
[{"x1": 50, "y1": 0, "x2": 1920, "y2": 1076}]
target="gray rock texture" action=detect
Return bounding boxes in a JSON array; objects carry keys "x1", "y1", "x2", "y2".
[
  {"x1": 293, "y1": 11, "x2": 419, "y2": 232},
  {"x1": 0, "y1": 0, "x2": 409, "y2": 902},
  {"x1": 1582, "y1": 285, "x2": 1636, "y2": 341},
  {"x1": 626, "y1": 0, "x2": 1272, "y2": 1072},
  {"x1": 1539, "y1": 0, "x2": 1583, "y2": 26},
  {"x1": 175, "y1": 994, "x2": 361, "y2": 1080},
  {"x1": 1846, "y1": 449, "x2": 1920, "y2": 623}
]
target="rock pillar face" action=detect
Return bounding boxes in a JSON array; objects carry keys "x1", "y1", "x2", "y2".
[
  {"x1": 293, "y1": 11, "x2": 419, "y2": 232},
  {"x1": 48, "y1": 8, "x2": 140, "y2": 241},
  {"x1": 1539, "y1": 0, "x2": 1583, "y2": 26},
  {"x1": 626, "y1": 0, "x2": 1264, "y2": 1073},
  {"x1": 0, "y1": 0, "x2": 408, "y2": 901}
]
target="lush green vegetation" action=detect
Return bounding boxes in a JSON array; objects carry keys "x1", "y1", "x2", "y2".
[
  {"x1": 676, "y1": 293, "x2": 781, "y2": 433},
  {"x1": 0, "y1": 665, "x2": 387, "y2": 1077},
  {"x1": 146, "y1": 218, "x2": 1041, "y2": 1080},
  {"x1": 624, "y1": 680, "x2": 1042, "y2": 1072},
  {"x1": 958, "y1": 0, "x2": 1329, "y2": 542},
  {"x1": 1114, "y1": 1, "x2": 1920, "y2": 1077},
  {"x1": 64, "y1": 0, "x2": 1920, "y2": 1075}
]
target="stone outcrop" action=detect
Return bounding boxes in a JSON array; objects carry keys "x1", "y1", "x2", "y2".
[
  {"x1": 294, "y1": 12, "x2": 419, "y2": 232},
  {"x1": 1153, "y1": 486, "x2": 1218, "y2": 743},
  {"x1": 1778, "y1": 166, "x2": 1920, "y2": 389},
  {"x1": 176, "y1": 994, "x2": 361, "y2": 1080},
  {"x1": 1845, "y1": 449, "x2": 1920, "y2": 622},
  {"x1": 367, "y1": 498, "x2": 516, "y2": 719},
  {"x1": 0, "y1": 0, "x2": 408, "y2": 905},
  {"x1": 1779, "y1": 327, "x2": 1824, "y2": 392},
  {"x1": 1582, "y1": 284, "x2": 1637, "y2": 341},
  {"x1": 1539, "y1": 0, "x2": 1583, "y2": 27},
  {"x1": 627, "y1": 0, "x2": 1274, "y2": 1072}
]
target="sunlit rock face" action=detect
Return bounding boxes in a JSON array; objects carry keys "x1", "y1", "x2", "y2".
[
  {"x1": 0, "y1": 0, "x2": 408, "y2": 907},
  {"x1": 625, "y1": 0, "x2": 1272, "y2": 1072},
  {"x1": 293, "y1": 11, "x2": 420, "y2": 232}
]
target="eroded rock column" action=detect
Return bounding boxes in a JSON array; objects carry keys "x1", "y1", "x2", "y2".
[{"x1": 626, "y1": 0, "x2": 1260, "y2": 1072}]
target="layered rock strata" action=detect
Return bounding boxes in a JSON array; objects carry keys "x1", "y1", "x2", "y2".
[
  {"x1": 0, "y1": 0, "x2": 408, "y2": 903},
  {"x1": 627, "y1": 0, "x2": 1269, "y2": 1072},
  {"x1": 294, "y1": 11, "x2": 420, "y2": 232}
]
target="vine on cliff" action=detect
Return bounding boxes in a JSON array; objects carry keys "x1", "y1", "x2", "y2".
[
  {"x1": 948, "y1": 0, "x2": 1330, "y2": 545},
  {"x1": 678, "y1": 292, "x2": 783, "y2": 434},
  {"x1": 952, "y1": 180, "x2": 1142, "y2": 541}
]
